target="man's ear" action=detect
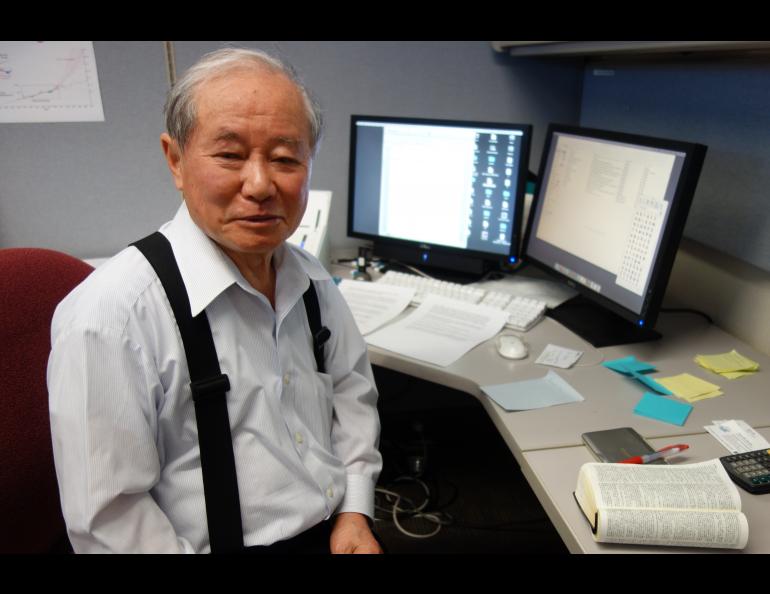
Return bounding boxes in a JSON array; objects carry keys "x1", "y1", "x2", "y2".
[{"x1": 161, "y1": 133, "x2": 184, "y2": 192}]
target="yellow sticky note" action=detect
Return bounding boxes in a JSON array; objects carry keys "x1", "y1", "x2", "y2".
[
  {"x1": 719, "y1": 370, "x2": 756, "y2": 380},
  {"x1": 695, "y1": 350, "x2": 759, "y2": 374},
  {"x1": 686, "y1": 390, "x2": 724, "y2": 402},
  {"x1": 657, "y1": 373, "x2": 722, "y2": 401}
]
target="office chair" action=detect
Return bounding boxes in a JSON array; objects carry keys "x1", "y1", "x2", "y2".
[{"x1": 0, "y1": 248, "x2": 93, "y2": 553}]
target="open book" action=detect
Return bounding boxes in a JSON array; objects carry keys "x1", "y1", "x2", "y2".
[{"x1": 574, "y1": 459, "x2": 749, "y2": 549}]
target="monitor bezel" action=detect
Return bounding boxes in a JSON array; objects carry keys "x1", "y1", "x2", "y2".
[
  {"x1": 523, "y1": 123, "x2": 707, "y2": 330},
  {"x1": 347, "y1": 114, "x2": 533, "y2": 272}
]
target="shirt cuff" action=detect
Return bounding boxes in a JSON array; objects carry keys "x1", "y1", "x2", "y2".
[{"x1": 336, "y1": 474, "x2": 376, "y2": 520}]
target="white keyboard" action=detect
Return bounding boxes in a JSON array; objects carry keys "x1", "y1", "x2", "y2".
[{"x1": 376, "y1": 270, "x2": 547, "y2": 332}]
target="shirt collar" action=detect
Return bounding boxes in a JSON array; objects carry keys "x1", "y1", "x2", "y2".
[{"x1": 159, "y1": 202, "x2": 330, "y2": 317}]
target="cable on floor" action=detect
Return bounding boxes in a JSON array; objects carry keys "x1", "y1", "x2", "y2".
[{"x1": 375, "y1": 476, "x2": 454, "y2": 539}]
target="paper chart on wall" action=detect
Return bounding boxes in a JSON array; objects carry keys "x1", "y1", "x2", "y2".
[{"x1": 0, "y1": 41, "x2": 105, "y2": 123}]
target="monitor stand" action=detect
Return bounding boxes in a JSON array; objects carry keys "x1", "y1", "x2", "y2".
[
  {"x1": 374, "y1": 242, "x2": 490, "y2": 285},
  {"x1": 546, "y1": 295, "x2": 661, "y2": 348}
]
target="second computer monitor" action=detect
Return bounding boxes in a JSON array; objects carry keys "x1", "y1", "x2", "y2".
[
  {"x1": 524, "y1": 124, "x2": 707, "y2": 346},
  {"x1": 348, "y1": 115, "x2": 532, "y2": 279}
]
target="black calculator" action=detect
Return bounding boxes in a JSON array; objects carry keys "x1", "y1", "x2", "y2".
[{"x1": 719, "y1": 449, "x2": 770, "y2": 494}]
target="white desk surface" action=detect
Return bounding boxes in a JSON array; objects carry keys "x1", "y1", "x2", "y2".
[
  {"x1": 338, "y1": 264, "x2": 770, "y2": 553},
  {"x1": 522, "y1": 429, "x2": 770, "y2": 554}
]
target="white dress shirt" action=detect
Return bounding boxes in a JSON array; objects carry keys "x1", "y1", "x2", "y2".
[{"x1": 48, "y1": 202, "x2": 382, "y2": 553}]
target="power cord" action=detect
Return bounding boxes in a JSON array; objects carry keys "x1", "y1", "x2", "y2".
[
  {"x1": 660, "y1": 307, "x2": 714, "y2": 324},
  {"x1": 375, "y1": 477, "x2": 454, "y2": 539}
]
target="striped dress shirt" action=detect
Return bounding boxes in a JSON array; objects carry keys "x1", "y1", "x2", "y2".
[{"x1": 47, "y1": 202, "x2": 382, "y2": 553}]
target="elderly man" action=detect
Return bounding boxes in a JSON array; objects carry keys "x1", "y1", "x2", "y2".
[{"x1": 48, "y1": 48, "x2": 383, "y2": 553}]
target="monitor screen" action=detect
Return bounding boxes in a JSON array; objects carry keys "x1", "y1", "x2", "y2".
[
  {"x1": 524, "y1": 124, "x2": 707, "y2": 346},
  {"x1": 348, "y1": 115, "x2": 532, "y2": 279}
]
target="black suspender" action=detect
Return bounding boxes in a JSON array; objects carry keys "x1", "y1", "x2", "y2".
[
  {"x1": 303, "y1": 282, "x2": 330, "y2": 375},
  {"x1": 131, "y1": 232, "x2": 330, "y2": 553}
]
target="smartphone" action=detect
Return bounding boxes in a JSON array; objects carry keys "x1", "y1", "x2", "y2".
[{"x1": 581, "y1": 427, "x2": 665, "y2": 464}]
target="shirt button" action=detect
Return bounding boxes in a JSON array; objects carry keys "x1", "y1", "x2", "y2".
[
  {"x1": 295, "y1": 432, "x2": 304, "y2": 445},
  {"x1": 283, "y1": 373, "x2": 291, "y2": 386},
  {"x1": 326, "y1": 487, "x2": 334, "y2": 499}
]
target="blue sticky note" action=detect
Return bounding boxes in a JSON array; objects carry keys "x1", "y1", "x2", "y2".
[
  {"x1": 603, "y1": 356, "x2": 657, "y2": 376},
  {"x1": 631, "y1": 371, "x2": 673, "y2": 395},
  {"x1": 633, "y1": 392, "x2": 692, "y2": 426}
]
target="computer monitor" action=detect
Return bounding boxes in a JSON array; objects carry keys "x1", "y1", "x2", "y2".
[
  {"x1": 347, "y1": 115, "x2": 532, "y2": 282},
  {"x1": 523, "y1": 124, "x2": 707, "y2": 347}
]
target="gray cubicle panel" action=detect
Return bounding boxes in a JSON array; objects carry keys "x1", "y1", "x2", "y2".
[
  {"x1": 579, "y1": 55, "x2": 770, "y2": 273},
  {"x1": 1, "y1": 41, "x2": 585, "y2": 260},
  {"x1": 0, "y1": 41, "x2": 180, "y2": 259}
]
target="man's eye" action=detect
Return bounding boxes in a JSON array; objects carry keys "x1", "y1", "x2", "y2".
[
  {"x1": 216, "y1": 153, "x2": 242, "y2": 160},
  {"x1": 275, "y1": 157, "x2": 305, "y2": 167}
]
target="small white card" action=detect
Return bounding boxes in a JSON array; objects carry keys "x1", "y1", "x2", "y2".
[
  {"x1": 535, "y1": 344, "x2": 583, "y2": 369},
  {"x1": 705, "y1": 419, "x2": 770, "y2": 454}
]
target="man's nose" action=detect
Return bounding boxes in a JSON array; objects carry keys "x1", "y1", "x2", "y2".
[{"x1": 241, "y1": 158, "x2": 275, "y2": 201}]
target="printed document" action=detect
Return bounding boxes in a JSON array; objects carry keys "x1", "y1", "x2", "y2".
[
  {"x1": 365, "y1": 295, "x2": 507, "y2": 367},
  {"x1": 338, "y1": 279, "x2": 415, "y2": 336}
]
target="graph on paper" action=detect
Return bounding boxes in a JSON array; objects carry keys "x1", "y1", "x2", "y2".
[{"x1": 0, "y1": 41, "x2": 104, "y2": 123}]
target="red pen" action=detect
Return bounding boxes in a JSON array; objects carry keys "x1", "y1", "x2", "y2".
[{"x1": 619, "y1": 444, "x2": 689, "y2": 464}]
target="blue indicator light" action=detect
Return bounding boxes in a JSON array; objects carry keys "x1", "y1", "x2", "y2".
[
  {"x1": 638, "y1": 319, "x2": 644, "y2": 327},
  {"x1": 421, "y1": 252, "x2": 429, "y2": 262},
  {"x1": 509, "y1": 256, "x2": 517, "y2": 264}
]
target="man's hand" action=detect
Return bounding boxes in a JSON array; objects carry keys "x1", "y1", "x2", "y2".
[{"x1": 330, "y1": 512, "x2": 383, "y2": 554}]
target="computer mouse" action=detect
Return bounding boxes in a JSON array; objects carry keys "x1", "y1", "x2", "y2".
[{"x1": 496, "y1": 334, "x2": 528, "y2": 360}]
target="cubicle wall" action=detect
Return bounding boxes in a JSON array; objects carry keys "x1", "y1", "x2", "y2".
[
  {"x1": 577, "y1": 54, "x2": 770, "y2": 355},
  {"x1": 0, "y1": 41, "x2": 583, "y2": 259},
  {"x1": 0, "y1": 41, "x2": 180, "y2": 259},
  {"x1": 579, "y1": 55, "x2": 770, "y2": 273}
]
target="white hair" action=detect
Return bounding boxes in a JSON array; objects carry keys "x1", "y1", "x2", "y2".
[{"x1": 164, "y1": 47, "x2": 324, "y2": 154}]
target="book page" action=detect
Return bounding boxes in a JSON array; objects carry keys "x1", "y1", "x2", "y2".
[
  {"x1": 587, "y1": 459, "x2": 742, "y2": 512},
  {"x1": 596, "y1": 508, "x2": 749, "y2": 549}
]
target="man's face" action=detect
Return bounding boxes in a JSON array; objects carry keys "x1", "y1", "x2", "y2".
[{"x1": 162, "y1": 68, "x2": 313, "y2": 262}]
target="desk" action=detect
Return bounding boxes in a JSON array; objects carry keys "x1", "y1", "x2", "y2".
[
  {"x1": 369, "y1": 311, "x2": 770, "y2": 452},
  {"x1": 346, "y1": 266, "x2": 770, "y2": 553}
]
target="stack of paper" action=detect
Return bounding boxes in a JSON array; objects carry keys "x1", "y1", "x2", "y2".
[
  {"x1": 338, "y1": 279, "x2": 415, "y2": 335},
  {"x1": 695, "y1": 350, "x2": 760, "y2": 380},
  {"x1": 656, "y1": 373, "x2": 723, "y2": 403},
  {"x1": 365, "y1": 295, "x2": 508, "y2": 367}
]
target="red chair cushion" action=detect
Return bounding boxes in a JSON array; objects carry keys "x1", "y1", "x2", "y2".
[{"x1": 0, "y1": 248, "x2": 93, "y2": 553}]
